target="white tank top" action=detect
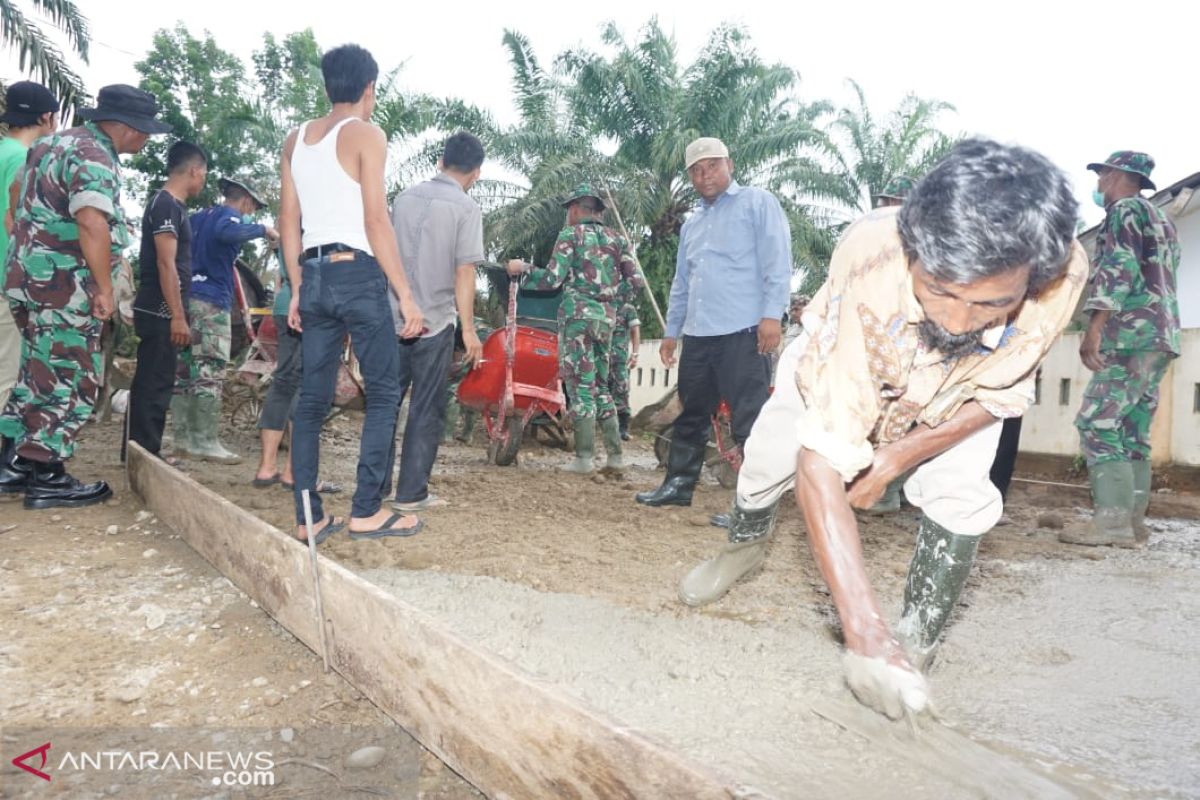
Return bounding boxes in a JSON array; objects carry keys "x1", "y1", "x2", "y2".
[{"x1": 291, "y1": 117, "x2": 374, "y2": 255}]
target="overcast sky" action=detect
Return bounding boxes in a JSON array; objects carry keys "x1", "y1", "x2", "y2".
[{"x1": 7, "y1": 0, "x2": 1197, "y2": 227}]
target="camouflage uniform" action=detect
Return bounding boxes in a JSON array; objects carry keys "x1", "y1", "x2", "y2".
[
  {"x1": 175, "y1": 297, "x2": 232, "y2": 401},
  {"x1": 0, "y1": 122, "x2": 127, "y2": 461},
  {"x1": 607, "y1": 300, "x2": 640, "y2": 418},
  {"x1": 1076, "y1": 152, "x2": 1180, "y2": 466},
  {"x1": 522, "y1": 186, "x2": 643, "y2": 421}
]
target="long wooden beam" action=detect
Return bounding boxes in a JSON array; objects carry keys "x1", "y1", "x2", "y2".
[{"x1": 127, "y1": 443, "x2": 744, "y2": 800}]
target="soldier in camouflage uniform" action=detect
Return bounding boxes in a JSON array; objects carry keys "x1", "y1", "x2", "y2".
[
  {"x1": 1062, "y1": 151, "x2": 1180, "y2": 548},
  {"x1": 0, "y1": 85, "x2": 171, "y2": 509},
  {"x1": 873, "y1": 175, "x2": 915, "y2": 208},
  {"x1": 507, "y1": 183, "x2": 644, "y2": 473},
  {"x1": 608, "y1": 298, "x2": 641, "y2": 440}
]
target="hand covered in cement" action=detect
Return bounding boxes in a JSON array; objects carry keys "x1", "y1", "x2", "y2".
[{"x1": 842, "y1": 652, "x2": 932, "y2": 721}]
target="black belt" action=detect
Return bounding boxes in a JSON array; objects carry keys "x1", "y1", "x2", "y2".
[{"x1": 303, "y1": 242, "x2": 357, "y2": 260}]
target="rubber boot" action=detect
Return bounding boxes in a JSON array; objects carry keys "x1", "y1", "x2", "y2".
[
  {"x1": 190, "y1": 394, "x2": 242, "y2": 465},
  {"x1": 442, "y1": 400, "x2": 460, "y2": 445},
  {"x1": 678, "y1": 503, "x2": 779, "y2": 606},
  {"x1": 1058, "y1": 460, "x2": 1137, "y2": 548},
  {"x1": 564, "y1": 417, "x2": 595, "y2": 474},
  {"x1": 458, "y1": 410, "x2": 476, "y2": 444},
  {"x1": 599, "y1": 414, "x2": 623, "y2": 472},
  {"x1": 863, "y1": 476, "x2": 903, "y2": 515},
  {"x1": 635, "y1": 439, "x2": 706, "y2": 507},
  {"x1": 895, "y1": 515, "x2": 980, "y2": 672},
  {"x1": 618, "y1": 410, "x2": 631, "y2": 441},
  {"x1": 1131, "y1": 460, "x2": 1152, "y2": 544},
  {"x1": 169, "y1": 395, "x2": 195, "y2": 457}
]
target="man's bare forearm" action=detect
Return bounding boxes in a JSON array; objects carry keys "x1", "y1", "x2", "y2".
[
  {"x1": 795, "y1": 449, "x2": 894, "y2": 655},
  {"x1": 873, "y1": 401, "x2": 998, "y2": 481}
]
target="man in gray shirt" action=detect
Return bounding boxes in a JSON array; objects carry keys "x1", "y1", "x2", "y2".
[{"x1": 386, "y1": 131, "x2": 485, "y2": 511}]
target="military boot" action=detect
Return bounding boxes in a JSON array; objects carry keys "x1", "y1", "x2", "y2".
[
  {"x1": 24, "y1": 461, "x2": 112, "y2": 509},
  {"x1": 189, "y1": 395, "x2": 242, "y2": 464},
  {"x1": 0, "y1": 438, "x2": 33, "y2": 495},
  {"x1": 564, "y1": 417, "x2": 595, "y2": 474},
  {"x1": 1058, "y1": 460, "x2": 1137, "y2": 548},
  {"x1": 1131, "y1": 460, "x2": 1152, "y2": 544},
  {"x1": 599, "y1": 414, "x2": 624, "y2": 472},
  {"x1": 895, "y1": 515, "x2": 981, "y2": 671},
  {"x1": 169, "y1": 395, "x2": 195, "y2": 457},
  {"x1": 678, "y1": 503, "x2": 778, "y2": 606},
  {"x1": 635, "y1": 439, "x2": 706, "y2": 507}
]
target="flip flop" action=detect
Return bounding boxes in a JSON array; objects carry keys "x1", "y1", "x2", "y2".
[
  {"x1": 281, "y1": 479, "x2": 343, "y2": 493},
  {"x1": 296, "y1": 516, "x2": 346, "y2": 546},
  {"x1": 348, "y1": 513, "x2": 424, "y2": 540},
  {"x1": 252, "y1": 473, "x2": 281, "y2": 488}
]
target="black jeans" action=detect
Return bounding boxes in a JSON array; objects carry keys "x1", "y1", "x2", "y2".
[
  {"x1": 125, "y1": 310, "x2": 179, "y2": 459},
  {"x1": 383, "y1": 325, "x2": 455, "y2": 504},
  {"x1": 989, "y1": 416, "x2": 1023, "y2": 501},
  {"x1": 291, "y1": 253, "x2": 400, "y2": 524},
  {"x1": 673, "y1": 329, "x2": 772, "y2": 449}
]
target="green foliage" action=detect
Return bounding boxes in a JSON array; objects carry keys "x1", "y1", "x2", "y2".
[{"x1": 0, "y1": 0, "x2": 90, "y2": 110}]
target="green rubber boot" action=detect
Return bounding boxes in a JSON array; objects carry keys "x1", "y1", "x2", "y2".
[
  {"x1": 863, "y1": 476, "x2": 904, "y2": 515},
  {"x1": 895, "y1": 515, "x2": 980, "y2": 672},
  {"x1": 442, "y1": 400, "x2": 461, "y2": 445},
  {"x1": 1131, "y1": 460, "x2": 1152, "y2": 544},
  {"x1": 190, "y1": 395, "x2": 242, "y2": 465},
  {"x1": 678, "y1": 503, "x2": 778, "y2": 607},
  {"x1": 1058, "y1": 460, "x2": 1136, "y2": 548},
  {"x1": 565, "y1": 417, "x2": 595, "y2": 474},
  {"x1": 599, "y1": 414, "x2": 623, "y2": 472},
  {"x1": 170, "y1": 395, "x2": 196, "y2": 457}
]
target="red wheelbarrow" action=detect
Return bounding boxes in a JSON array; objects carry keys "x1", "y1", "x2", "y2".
[{"x1": 457, "y1": 276, "x2": 566, "y2": 465}]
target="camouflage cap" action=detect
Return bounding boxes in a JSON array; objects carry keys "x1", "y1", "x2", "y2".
[
  {"x1": 874, "y1": 175, "x2": 916, "y2": 201},
  {"x1": 561, "y1": 181, "x2": 606, "y2": 210},
  {"x1": 1086, "y1": 151, "x2": 1156, "y2": 191}
]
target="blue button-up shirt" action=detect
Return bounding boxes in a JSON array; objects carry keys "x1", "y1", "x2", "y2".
[{"x1": 665, "y1": 181, "x2": 792, "y2": 338}]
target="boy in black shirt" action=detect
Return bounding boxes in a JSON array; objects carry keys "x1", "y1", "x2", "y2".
[{"x1": 125, "y1": 141, "x2": 207, "y2": 461}]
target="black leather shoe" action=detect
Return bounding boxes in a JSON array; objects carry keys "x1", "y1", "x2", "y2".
[
  {"x1": 24, "y1": 461, "x2": 112, "y2": 509},
  {"x1": 0, "y1": 443, "x2": 32, "y2": 495},
  {"x1": 635, "y1": 439, "x2": 706, "y2": 507}
]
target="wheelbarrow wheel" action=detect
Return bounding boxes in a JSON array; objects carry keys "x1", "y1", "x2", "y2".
[
  {"x1": 712, "y1": 459, "x2": 739, "y2": 490},
  {"x1": 489, "y1": 414, "x2": 524, "y2": 466}
]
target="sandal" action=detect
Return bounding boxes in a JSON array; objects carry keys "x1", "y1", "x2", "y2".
[
  {"x1": 348, "y1": 513, "x2": 424, "y2": 540},
  {"x1": 252, "y1": 472, "x2": 281, "y2": 488},
  {"x1": 296, "y1": 516, "x2": 346, "y2": 546}
]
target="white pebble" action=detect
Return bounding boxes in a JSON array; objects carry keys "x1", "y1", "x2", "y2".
[
  {"x1": 251, "y1": 677, "x2": 269, "y2": 688},
  {"x1": 279, "y1": 728, "x2": 295, "y2": 743},
  {"x1": 105, "y1": 525, "x2": 119, "y2": 535},
  {"x1": 344, "y1": 746, "x2": 386, "y2": 770},
  {"x1": 142, "y1": 549, "x2": 158, "y2": 559}
]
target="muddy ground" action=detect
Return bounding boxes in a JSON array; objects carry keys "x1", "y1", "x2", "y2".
[{"x1": 4, "y1": 412, "x2": 1198, "y2": 797}]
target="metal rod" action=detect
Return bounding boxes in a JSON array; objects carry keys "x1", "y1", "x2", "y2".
[
  {"x1": 300, "y1": 489, "x2": 331, "y2": 673},
  {"x1": 601, "y1": 183, "x2": 668, "y2": 333},
  {"x1": 1011, "y1": 477, "x2": 1088, "y2": 490}
]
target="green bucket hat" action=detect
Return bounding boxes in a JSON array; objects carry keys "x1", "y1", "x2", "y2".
[
  {"x1": 874, "y1": 175, "x2": 916, "y2": 201},
  {"x1": 1086, "y1": 151, "x2": 1156, "y2": 191},
  {"x1": 561, "y1": 182, "x2": 606, "y2": 210}
]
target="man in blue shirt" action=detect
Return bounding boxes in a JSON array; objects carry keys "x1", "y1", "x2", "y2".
[
  {"x1": 636, "y1": 137, "x2": 792, "y2": 507},
  {"x1": 175, "y1": 176, "x2": 278, "y2": 464}
]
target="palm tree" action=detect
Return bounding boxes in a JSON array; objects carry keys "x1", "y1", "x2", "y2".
[
  {"x1": 0, "y1": 0, "x2": 89, "y2": 110},
  {"x1": 826, "y1": 79, "x2": 958, "y2": 215},
  {"x1": 489, "y1": 20, "x2": 836, "y2": 336}
]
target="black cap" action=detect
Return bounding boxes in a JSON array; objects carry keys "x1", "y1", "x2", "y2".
[
  {"x1": 77, "y1": 84, "x2": 172, "y2": 135},
  {"x1": 0, "y1": 81, "x2": 60, "y2": 126}
]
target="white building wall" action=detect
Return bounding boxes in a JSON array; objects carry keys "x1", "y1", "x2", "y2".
[{"x1": 633, "y1": 332, "x2": 1199, "y2": 466}]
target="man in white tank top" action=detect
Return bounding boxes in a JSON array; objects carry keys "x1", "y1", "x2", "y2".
[{"x1": 277, "y1": 44, "x2": 425, "y2": 544}]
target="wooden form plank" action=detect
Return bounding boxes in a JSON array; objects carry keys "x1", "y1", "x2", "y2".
[{"x1": 127, "y1": 443, "x2": 744, "y2": 800}]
